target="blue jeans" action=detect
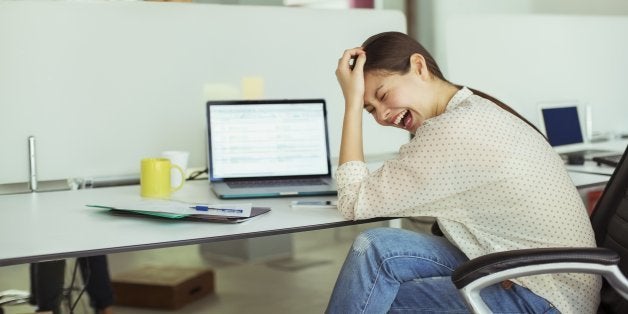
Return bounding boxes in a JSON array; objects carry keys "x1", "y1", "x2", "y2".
[{"x1": 326, "y1": 228, "x2": 560, "y2": 314}]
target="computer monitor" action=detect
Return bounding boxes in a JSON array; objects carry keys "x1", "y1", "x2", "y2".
[{"x1": 538, "y1": 102, "x2": 585, "y2": 147}]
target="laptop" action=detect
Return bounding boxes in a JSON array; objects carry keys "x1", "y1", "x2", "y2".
[
  {"x1": 206, "y1": 98, "x2": 337, "y2": 199},
  {"x1": 538, "y1": 101, "x2": 612, "y2": 160}
]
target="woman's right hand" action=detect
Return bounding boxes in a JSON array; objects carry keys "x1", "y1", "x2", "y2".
[{"x1": 335, "y1": 47, "x2": 366, "y2": 110}]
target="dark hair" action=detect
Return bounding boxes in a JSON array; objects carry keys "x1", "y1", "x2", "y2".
[{"x1": 361, "y1": 32, "x2": 543, "y2": 136}]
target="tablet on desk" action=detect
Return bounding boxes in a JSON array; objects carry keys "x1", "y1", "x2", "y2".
[{"x1": 290, "y1": 200, "x2": 337, "y2": 209}]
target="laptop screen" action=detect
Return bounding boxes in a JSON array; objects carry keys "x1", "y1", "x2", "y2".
[
  {"x1": 541, "y1": 105, "x2": 584, "y2": 147},
  {"x1": 207, "y1": 99, "x2": 331, "y2": 180}
]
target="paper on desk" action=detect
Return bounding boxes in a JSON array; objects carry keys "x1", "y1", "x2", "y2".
[{"x1": 87, "y1": 199, "x2": 252, "y2": 218}]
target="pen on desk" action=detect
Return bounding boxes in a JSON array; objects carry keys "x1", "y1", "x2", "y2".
[{"x1": 191, "y1": 205, "x2": 243, "y2": 213}]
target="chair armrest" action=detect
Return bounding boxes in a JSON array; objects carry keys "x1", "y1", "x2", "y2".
[
  {"x1": 452, "y1": 247, "x2": 618, "y2": 289},
  {"x1": 452, "y1": 247, "x2": 628, "y2": 314}
]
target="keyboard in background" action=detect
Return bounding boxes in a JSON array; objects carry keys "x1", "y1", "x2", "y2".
[
  {"x1": 227, "y1": 178, "x2": 327, "y2": 189},
  {"x1": 593, "y1": 154, "x2": 623, "y2": 167}
]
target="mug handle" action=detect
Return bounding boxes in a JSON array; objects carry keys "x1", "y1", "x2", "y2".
[{"x1": 170, "y1": 164, "x2": 185, "y2": 192}]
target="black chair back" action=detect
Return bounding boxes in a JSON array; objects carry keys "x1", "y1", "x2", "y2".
[{"x1": 590, "y1": 145, "x2": 628, "y2": 313}]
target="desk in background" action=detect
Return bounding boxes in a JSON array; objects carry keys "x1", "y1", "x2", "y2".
[
  {"x1": 568, "y1": 170, "x2": 615, "y2": 215},
  {"x1": 561, "y1": 139, "x2": 627, "y2": 213},
  {"x1": 566, "y1": 161, "x2": 616, "y2": 176},
  {"x1": 562, "y1": 139, "x2": 628, "y2": 175}
]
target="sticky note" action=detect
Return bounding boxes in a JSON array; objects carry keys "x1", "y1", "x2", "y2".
[{"x1": 242, "y1": 76, "x2": 264, "y2": 100}]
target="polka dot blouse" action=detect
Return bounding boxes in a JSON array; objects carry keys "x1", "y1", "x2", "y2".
[{"x1": 335, "y1": 87, "x2": 601, "y2": 313}]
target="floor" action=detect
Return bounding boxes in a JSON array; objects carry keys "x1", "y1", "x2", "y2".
[{"x1": 1, "y1": 220, "x2": 424, "y2": 314}]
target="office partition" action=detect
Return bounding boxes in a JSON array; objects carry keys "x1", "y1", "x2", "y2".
[{"x1": 0, "y1": 1, "x2": 407, "y2": 184}]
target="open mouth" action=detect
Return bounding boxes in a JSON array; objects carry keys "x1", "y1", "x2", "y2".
[{"x1": 393, "y1": 110, "x2": 412, "y2": 129}]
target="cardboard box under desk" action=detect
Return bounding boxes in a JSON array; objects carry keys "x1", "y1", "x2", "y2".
[{"x1": 111, "y1": 266, "x2": 214, "y2": 310}]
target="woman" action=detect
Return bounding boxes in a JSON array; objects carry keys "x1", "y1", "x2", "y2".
[{"x1": 326, "y1": 32, "x2": 600, "y2": 313}]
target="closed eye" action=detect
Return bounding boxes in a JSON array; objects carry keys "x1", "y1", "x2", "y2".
[{"x1": 364, "y1": 105, "x2": 375, "y2": 114}]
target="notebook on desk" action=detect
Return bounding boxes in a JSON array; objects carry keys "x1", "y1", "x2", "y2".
[
  {"x1": 206, "y1": 98, "x2": 337, "y2": 199},
  {"x1": 538, "y1": 102, "x2": 615, "y2": 160}
]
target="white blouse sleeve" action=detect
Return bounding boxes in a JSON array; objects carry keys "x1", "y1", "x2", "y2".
[{"x1": 335, "y1": 161, "x2": 370, "y2": 220}]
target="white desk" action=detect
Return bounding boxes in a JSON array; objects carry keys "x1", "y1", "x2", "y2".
[
  {"x1": 0, "y1": 169, "x2": 614, "y2": 267},
  {"x1": 0, "y1": 180, "x2": 386, "y2": 267}
]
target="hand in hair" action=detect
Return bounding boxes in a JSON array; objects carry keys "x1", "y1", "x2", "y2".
[
  {"x1": 335, "y1": 47, "x2": 366, "y2": 110},
  {"x1": 336, "y1": 47, "x2": 367, "y2": 165}
]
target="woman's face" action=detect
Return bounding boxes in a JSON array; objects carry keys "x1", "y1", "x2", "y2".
[{"x1": 363, "y1": 69, "x2": 431, "y2": 134}]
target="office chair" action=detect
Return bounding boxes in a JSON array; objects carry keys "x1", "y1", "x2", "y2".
[{"x1": 452, "y1": 145, "x2": 628, "y2": 314}]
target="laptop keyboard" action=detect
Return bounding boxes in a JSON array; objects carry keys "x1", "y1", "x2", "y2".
[
  {"x1": 227, "y1": 178, "x2": 327, "y2": 189},
  {"x1": 593, "y1": 154, "x2": 623, "y2": 167}
]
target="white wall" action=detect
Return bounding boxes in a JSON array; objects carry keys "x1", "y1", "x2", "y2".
[
  {"x1": 414, "y1": 0, "x2": 628, "y2": 64},
  {"x1": 410, "y1": 0, "x2": 628, "y2": 138},
  {"x1": 0, "y1": 1, "x2": 407, "y2": 184},
  {"x1": 443, "y1": 14, "x2": 628, "y2": 135}
]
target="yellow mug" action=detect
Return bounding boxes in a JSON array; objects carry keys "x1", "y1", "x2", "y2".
[{"x1": 140, "y1": 158, "x2": 185, "y2": 198}]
